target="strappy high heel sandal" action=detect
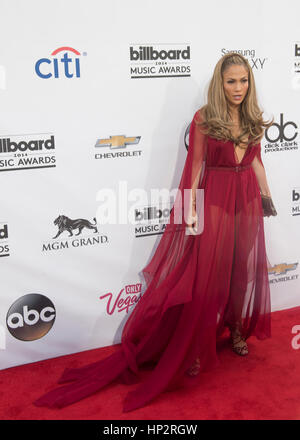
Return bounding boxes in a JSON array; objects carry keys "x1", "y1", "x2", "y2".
[
  {"x1": 187, "y1": 357, "x2": 201, "y2": 376},
  {"x1": 230, "y1": 330, "x2": 248, "y2": 356}
]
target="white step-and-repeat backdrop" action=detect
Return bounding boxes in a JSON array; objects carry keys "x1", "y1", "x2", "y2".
[{"x1": 1, "y1": 0, "x2": 299, "y2": 370}]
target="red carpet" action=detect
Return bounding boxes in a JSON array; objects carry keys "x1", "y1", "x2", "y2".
[{"x1": 1, "y1": 306, "x2": 300, "y2": 420}]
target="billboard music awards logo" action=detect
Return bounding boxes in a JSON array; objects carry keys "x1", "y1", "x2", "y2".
[
  {"x1": 6, "y1": 294, "x2": 56, "y2": 341},
  {"x1": 99, "y1": 283, "x2": 143, "y2": 315},
  {"x1": 35, "y1": 46, "x2": 86, "y2": 79},
  {"x1": 42, "y1": 213, "x2": 108, "y2": 252},
  {"x1": 95, "y1": 135, "x2": 142, "y2": 160},
  {"x1": 0, "y1": 222, "x2": 9, "y2": 257},
  {"x1": 0, "y1": 133, "x2": 56, "y2": 172},
  {"x1": 134, "y1": 203, "x2": 173, "y2": 238},
  {"x1": 292, "y1": 187, "x2": 300, "y2": 216},
  {"x1": 221, "y1": 48, "x2": 268, "y2": 69},
  {"x1": 294, "y1": 43, "x2": 300, "y2": 75},
  {"x1": 292, "y1": 42, "x2": 300, "y2": 90},
  {"x1": 129, "y1": 44, "x2": 191, "y2": 79}
]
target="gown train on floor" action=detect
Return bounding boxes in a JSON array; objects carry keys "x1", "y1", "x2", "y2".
[{"x1": 34, "y1": 109, "x2": 272, "y2": 412}]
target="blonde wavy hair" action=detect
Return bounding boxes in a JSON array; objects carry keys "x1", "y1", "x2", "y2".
[{"x1": 196, "y1": 53, "x2": 273, "y2": 145}]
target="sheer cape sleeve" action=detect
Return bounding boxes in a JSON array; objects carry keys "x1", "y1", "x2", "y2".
[
  {"x1": 251, "y1": 142, "x2": 277, "y2": 217},
  {"x1": 140, "y1": 109, "x2": 207, "y2": 291},
  {"x1": 251, "y1": 142, "x2": 272, "y2": 197}
]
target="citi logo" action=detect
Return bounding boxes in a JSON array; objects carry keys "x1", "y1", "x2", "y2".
[
  {"x1": 130, "y1": 45, "x2": 190, "y2": 61},
  {"x1": 35, "y1": 46, "x2": 85, "y2": 79}
]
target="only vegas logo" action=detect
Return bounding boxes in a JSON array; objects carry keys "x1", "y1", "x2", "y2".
[{"x1": 99, "y1": 282, "x2": 143, "y2": 316}]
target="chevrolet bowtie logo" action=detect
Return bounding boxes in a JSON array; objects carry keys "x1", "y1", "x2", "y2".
[
  {"x1": 95, "y1": 135, "x2": 141, "y2": 149},
  {"x1": 268, "y1": 262, "x2": 298, "y2": 275}
]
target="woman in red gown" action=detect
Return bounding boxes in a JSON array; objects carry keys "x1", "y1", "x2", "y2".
[{"x1": 34, "y1": 53, "x2": 277, "y2": 413}]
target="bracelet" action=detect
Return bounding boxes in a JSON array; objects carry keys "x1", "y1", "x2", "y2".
[{"x1": 261, "y1": 194, "x2": 271, "y2": 199}]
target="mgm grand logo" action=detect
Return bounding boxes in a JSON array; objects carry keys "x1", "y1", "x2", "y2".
[{"x1": 42, "y1": 214, "x2": 108, "y2": 252}]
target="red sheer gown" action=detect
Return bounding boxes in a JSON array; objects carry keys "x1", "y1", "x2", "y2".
[{"x1": 34, "y1": 109, "x2": 271, "y2": 412}]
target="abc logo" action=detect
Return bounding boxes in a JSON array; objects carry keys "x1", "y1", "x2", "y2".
[{"x1": 6, "y1": 294, "x2": 56, "y2": 341}]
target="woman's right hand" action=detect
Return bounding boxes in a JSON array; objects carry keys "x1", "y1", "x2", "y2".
[{"x1": 186, "y1": 207, "x2": 198, "y2": 235}]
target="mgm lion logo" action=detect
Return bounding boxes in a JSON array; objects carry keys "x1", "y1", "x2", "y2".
[{"x1": 53, "y1": 215, "x2": 98, "y2": 239}]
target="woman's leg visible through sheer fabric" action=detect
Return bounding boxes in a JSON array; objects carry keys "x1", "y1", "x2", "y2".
[
  {"x1": 187, "y1": 204, "x2": 233, "y2": 375},
  {"x1": 223, "y1": 205, "x2": 250, "y2": 355}
]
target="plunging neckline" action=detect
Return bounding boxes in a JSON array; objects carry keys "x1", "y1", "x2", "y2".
[{"x1": 230, "y1": 137, "x2": 250, "y2": 165}]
